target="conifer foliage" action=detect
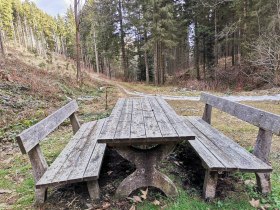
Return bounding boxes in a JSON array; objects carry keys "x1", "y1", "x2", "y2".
[
  {"x1": 0, "y1": 0, "x2": 76, "y2": 62},
  {"x1": 0, "y1": 0, "x2": 279, "y2": 86}
]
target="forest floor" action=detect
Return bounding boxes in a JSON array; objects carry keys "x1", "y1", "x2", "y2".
[{"x1": 0, "y1": 46, "x2": 280, "y2": 209}]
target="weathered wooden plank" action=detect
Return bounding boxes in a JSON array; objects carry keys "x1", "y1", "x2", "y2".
[
  {"x1": 87, "y1": 180, "x2": 100, "y2": 200},
  {"x1": 203, "y1": 170, "x2": 218, "y2": 199},
  {"x1": 17, "y1": 100, "x2": 79, "y2": 154},
  {"x1": 98, "y1": 97, "x2": 195, "y2": 145},
  {"x1": 50, "y1": 122, "x2": 97, "y2": 184},
  {"x1": 118, "y1": 98, "x2": 133, "y2": 121},
  {"x1": 188, "y1": 139, "x2": 225, "y2": 170},
  {"x1": 253, "y1": 128, "x2": 273, "y2": 193},
  {"x1": 155, "y1": 97, "x2": 180, "y2": 123},
  {"x1": 192, "y1": 117, "x2": 272, "y2": 172},
  {"x1": 83, "y1": 143, "x2": 106, "y2": 180},
  {"x1": 147, "y1": 97, "x2": 178, "y2": 138},
  {"x1": 184, "y1": 117, "x2": 237, "y2": 170},
  {"x1": 67, "y1": 119, "x2": 106, "y2": 181},
  {"x1": 200, "y1": 93, "x2": 280, "y2": 135},
  {"x1": 114, "y1": 99, "x2": 133, "y2": 140},
  {"x1": 202, "y1": 104, "x2": 212, "y2": 124},
  {"x1": 155, "y1": 97, "x2": 195, "y2": 138},
  {"x1": 130, "y1": 99, "x2": 146, "y2": 140},
  {"x1": 70, "y1": 113, "x2": 80, "y2": 134},
  {"x1": 98, "y1": 99, "x2": 125, "y2": 140},
  {"x1": 36, "y1": 122, "x2": 95, "y2": 188},
  {"x1": 141, "y1": 98, "x2": 162, "y2": 139}
]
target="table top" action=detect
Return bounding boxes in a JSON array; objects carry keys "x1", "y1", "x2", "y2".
[{"x1": 97, "y1": 97, "x2": 195, "y2": 146}]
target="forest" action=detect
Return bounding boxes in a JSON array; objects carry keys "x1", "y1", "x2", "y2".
[
  {"x1": 1, "y1": 1, "x2": 280, "y2": 209},
  {"x1": 0, "y1": 0, "x2": 280, "y2": 89}
]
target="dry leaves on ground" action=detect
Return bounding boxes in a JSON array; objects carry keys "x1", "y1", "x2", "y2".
[
  {"x1": 140, "y1": 188, "x2": 148, "y2": 200},
  {"x1": 0, "y1": 189, "x2": 12, "y2": 194},
  {"x1": 129, "y1": 204, "x2": 136, "y2": 210},
  {"x1": 249, "y1": 198, "x2": 260, "y2": 208},
  {"x1": 153, "y1": 200, "x2": 160, "y2": 206}
]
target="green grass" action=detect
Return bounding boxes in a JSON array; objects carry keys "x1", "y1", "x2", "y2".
[
  {"x1": 1, "y1": 83, "x2": 280, "y2": 209},
  {"x1": 136, "y1": 190, "x2": 254, "y2": 210}
]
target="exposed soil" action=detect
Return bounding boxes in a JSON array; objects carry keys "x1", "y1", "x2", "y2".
[{"x1": 37, "y1": 143, "x2": 243, "y2": 210}]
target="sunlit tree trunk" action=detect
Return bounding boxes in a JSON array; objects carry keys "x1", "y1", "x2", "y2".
[
  {"x1": 144, "y1": 30, "x2": 149, "y2": 83},
  {"x1": 93, "y1": 26, "x2": 99, "y2": 74},
  {"x1": 74, "y1": 0, "x2": 82, "y2": 84},
  {"x1": 118, "y1": 0, "x2": 128, "y2": 81},
  {"x1": 0, "y1": 27, "x2": 5, "y2": 57}
]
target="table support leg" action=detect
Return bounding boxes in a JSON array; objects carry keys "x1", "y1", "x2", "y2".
[{"x1": 115, "y1": 143, "x2": 178, "y2": 198}]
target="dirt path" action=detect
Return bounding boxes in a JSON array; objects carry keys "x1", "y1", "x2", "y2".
[{"x1": 91, "y1": 74, "x2": 280, "y2": 102}]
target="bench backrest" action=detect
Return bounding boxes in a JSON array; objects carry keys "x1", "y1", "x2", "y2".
[
  {"x1": 200, "y1": 93, "x2": 280, "y2": 136},
  {"x1": 16, "y1": 100, "x2": 79, "y2": 154}
]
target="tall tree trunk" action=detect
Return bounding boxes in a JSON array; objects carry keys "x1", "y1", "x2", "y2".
[
  {"x1": 224, "y1": 35, "x2": 227, "y2": 70},
  {"x1": 231, "y1": 33, "x2": 235, "y2": 66},
  {"x1": 203, "y1": 35, "x2": 206, "y2": 79},
  {"x1": 214, "y1": 7, "x2": 218, "y2": 65},
  {"x1": 93, "y1": 27, "x2": 100, "y2": 74},
  {"x1": 0, "y1": 28, "x2": 5, "y2": 57},
  {"x1": 144, "y1": 30, "x2": 149, "y2": 83},
  {"x1": 186, "y1": 33, "x2": 190, "y2": 69},
  {"x1": 118, "y1": 0, "x2": 128, "y2": 81},
  {"x1": 154, "y1": 41, "x2": 159, "y2": 85},
  {"x1": 74, "y1": 0, "x2": 82, "y2": 84},
  {"x1": 158, "y1": 42, "x2": 162, "y2": 85},
  {"x1": 161, "y1": 51, "x2": 165, "y2": 84},
  {"x1": 194, "y1": 19, "x2": 200, "y2": 80},
  {"x1": 240, "y1": 0, "x2": 248, "y2": 60}
]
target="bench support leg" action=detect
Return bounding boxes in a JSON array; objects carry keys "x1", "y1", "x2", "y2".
[
  {"x1": 253, "y1": 128, "x2": 272, "y2": 194},
  {"x1": 255, "y1": 173, "x2": 271, "y2": 194},
  {"x1": 35, "y1": 188, "x2": 47, "y2": 204},
  {"x1": 115, "y1": 144, "x2": 178, "y2": 198},
  {"x1": 87, "y1": 180, "x2": 100, "y2": 200},
  {"x1": 203, "y1": 170, "x2": 218, "y2": 200}
]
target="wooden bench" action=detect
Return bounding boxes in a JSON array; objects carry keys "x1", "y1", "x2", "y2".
[
  {"x1": 183, "y1": 93, "x2": 279, "y2": 199},
  {"x1": 16, "y1": 100, "x2": 107, "y2": 204}
]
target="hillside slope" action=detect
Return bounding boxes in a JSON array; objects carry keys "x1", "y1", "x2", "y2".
[{"x1": 0, "y1": 46, "x2": 122, "y2": 143}]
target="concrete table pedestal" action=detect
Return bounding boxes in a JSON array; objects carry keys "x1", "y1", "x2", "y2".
[{"x1": 115, "y1": 143, "x2": 178, "y2": 197}]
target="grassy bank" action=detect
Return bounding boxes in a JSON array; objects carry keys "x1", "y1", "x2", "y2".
[{"x1": 1, "y1": 47, "x2": 279, "y2": 209}]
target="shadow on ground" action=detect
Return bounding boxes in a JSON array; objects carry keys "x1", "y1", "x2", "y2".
[{"x1": 42, "y1": 143, "x2": 240, "y2": 209}]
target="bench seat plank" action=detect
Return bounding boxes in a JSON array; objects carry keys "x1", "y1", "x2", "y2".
[
  {"x1": 68, "y1": 119, "x2": 106, "y2": 181},
  {"x1": 188, "y1": 138, "x2": 225, "y2": 170},
  {"x1": 36, "y1": 120, "x2": 106, "y2": 188},
  {"x1": 184, "y1": 118, "x2": 236, "y2": 170},
  {"x1": 35, "y1": 122, "x2": 93, "y2": 187},
  {"x1": 184, "y1": 116, "x2": 272, "y2": 173}
]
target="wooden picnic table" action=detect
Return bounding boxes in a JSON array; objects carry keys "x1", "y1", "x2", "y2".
[{"x1": 97, "y1": 96, "x2": 195, "y2": 197}]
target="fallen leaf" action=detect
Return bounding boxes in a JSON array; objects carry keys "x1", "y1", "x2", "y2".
[
  {"x1": 244, "y1": 180, "x2": 255, "y2": 185},
  {"x1": 133, "y1": 196, "x2": 142, "y2": 203},
  {"x1": 249, "y1": 198, "x2": 260, "y2": 208},
  {"x1": 107, "y1": 171, "x2": 113, "y2": 175},
  {"x1": 174, "y1": 161, "x2": 180, "y2": 166},
  {"x1": 153, "y1": 200, "x2": 160, "y2": 206},
  {"x1": 7, "y1": 75, "x2": 13, "y2": 82},
  {"x1": 102, "y1": 202, "x2": 111, "y2": 209},
  {"x1": 260, "y1": 204, "x2": 271, "y2": 210},
  {"x1": 140, "y1": 188, "x2": 148, "y2": 200},
  {"x1": 129, "y1": 204, "x2": 136, "y2": 210},
  {"x1": 0, "y1": 189, "x2": 12, "y2": 194},
  {"x1": 161, "y1": 205, "x2": 168, "y2": 209}
]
